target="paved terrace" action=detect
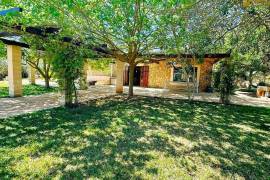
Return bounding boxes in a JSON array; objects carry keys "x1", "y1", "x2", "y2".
[{"x1": 0, "y1": 85, "x2": 269, "y2": 119}]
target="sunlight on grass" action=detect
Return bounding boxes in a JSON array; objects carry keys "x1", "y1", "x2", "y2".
[
  {"x1": 0, "y1": 81, "x2": 8, "y2": 88},
  {"x1": 0, "y1": 96, "x2": 269, "y2": 179},
  {"x1": 0, "y1": 82, "x2": 58, "y2": 98},
  {"x1": 12, "y1": 155, "x2": 63, "y2": 178}
]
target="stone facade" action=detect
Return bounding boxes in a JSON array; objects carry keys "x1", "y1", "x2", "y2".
[
  {"x1": 198, "y1": 58, "x2": 218, "y2": 92},
  {"x1": 111, "y1": 57, "x2": 220, "y2": 92},
  {"x1": 148, "y1": 61, "x2": 171, "y2": 88},
  {"x1": 139, "y1": 58, "x2": 219, "y2": 92},
  {"x1": 86, "y1": 62, "x2": 112, "y2": 85},
  {"x1": 243, "y1": 0, "x2": 269, "y2": 7}
]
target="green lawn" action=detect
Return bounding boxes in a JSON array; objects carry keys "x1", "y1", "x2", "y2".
[
  {"x1": 0, "y1": 81, "x2": 58, "y2": 98},
  {"x1": 0, "y1": 96, "x2": 269, "y2": 179}
]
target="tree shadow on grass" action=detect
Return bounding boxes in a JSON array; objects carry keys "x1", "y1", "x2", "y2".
[{"x1": 0, "y1": 96, "x2": 269, "y2": 179}]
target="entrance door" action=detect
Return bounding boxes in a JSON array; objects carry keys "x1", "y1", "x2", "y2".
[
  {"x1": 140, "y1": 66, "x2": 149, "y2": 87},
  {"x1": 123, "y1": 66, "x2": 129, "y2": 85},
  {"x1": 123, "y1": 66, "x2": 149, "y2": 87},
  {"x1": 133, "y1": 67, "x2": 141, "y2": 86}
]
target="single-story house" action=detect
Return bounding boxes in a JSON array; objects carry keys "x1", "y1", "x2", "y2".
[{"x1": 109, "y1": 54, "x2": 230, "y2": 92}]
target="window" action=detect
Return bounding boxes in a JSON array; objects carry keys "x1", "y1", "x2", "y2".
[{"x1": 173, "y1": 66, "x2": 198, "y2": 82}]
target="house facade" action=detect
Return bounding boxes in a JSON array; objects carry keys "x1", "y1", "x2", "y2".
[
  {"x1": 87, "y1": 54, "x2": 229, "y2": 92},
  {"x1": 112, "y1": 54, "x2": 229, "y2": 92}
]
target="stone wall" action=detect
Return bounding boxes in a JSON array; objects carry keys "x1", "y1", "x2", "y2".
[
  {"x1": 86, "y1": 62, "x2": 116, "y2": 85},
  {"x1": 148, "y1": 60, "x2": 171, "y2": 88},
  {"x1": 147, "y1": 58, "x2": 218, "y2": 92},
  {"x1": 114, "y1": 58, "x2": 218, "y2": 92},
  {"x1": 198, "y1": 58, "x2": 217, "y2": 92}
]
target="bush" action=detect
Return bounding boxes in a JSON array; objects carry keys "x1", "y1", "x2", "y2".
[
  {"x1": 213, "y1": 59, "x2": 236, "y2": 104},
  {"x1": 0, "y1": 60, "x2": 28, "y2": 80},
  {"x1": 213, "y1": 69, "x2": 221, "y2": 91},
  {"x1": 257, "y1": 82, "x2": 267, "y2": 86},
  {"x1": 0, "y1": 59, "x2": 8, "y2": 80},
  {"x1": 51, "y1": 43, "x2": 85, "y2": 107},
  {"x1": 22, "y1": 64, "x2": 28, "y2": 78}
]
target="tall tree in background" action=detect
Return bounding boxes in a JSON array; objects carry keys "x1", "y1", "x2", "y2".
[
  {"x1": 24, "y1": 50, "x2": 53, "y2": 88},
  {"x1": 158, "y1": 0, "x2": 214, "y2": 100},
  {"x1": 62, "y1": 0, "x2": 163, "y2": 97},
  {"x1": 0, "y1": 42, "x2": 7, "y2": 80}
]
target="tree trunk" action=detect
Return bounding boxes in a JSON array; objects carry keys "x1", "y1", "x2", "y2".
[
  {"x1": 128, "y1": 63, "x2": 135, "y2": 97},
  {"x1": 64, "y1": 79, "x2": 73, "y2": 107},
  {"x1": 248, "y1": 71, "x2": 253, "y2": 90},
  {"x1": 186, "y1": 77, "x2": 191, "y2": 101},
  {"x1": 263, "y1": 73, "x2": 266, "y2": 83},
  {"x1": 219, "y1": 61, "x2": 230, "y2": 105},
  {"x1": 45, "y1": 77, "x2": 50, "y2": 89}
]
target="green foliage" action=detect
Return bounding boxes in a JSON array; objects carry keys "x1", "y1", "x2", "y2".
[
  {"x1": 1, "y1": 96, "x2": 269, "y2": 179},
  {"x1": 0, "y1": 60, "x2": 8, "y2": 81},
  {"x1": 50, "y1": 43, "x2": 85, "y2": 107},
  {"x1": 23, "y1": 48, "x2": 54, "y2": 88},
  {"x1": 1, "y1": 0, "x2": 269, "y2": 97},
  {"x1": 0, "y1": 43, "x2": 7, "y2": 80},
  {"x1": 214, "y1": 59, "x2": 236, "y2": 104},
  {"x1": 257, "y1": 81, "x2": 267, "y2": 86},
  {"x1": 3, "y1": 0, "x2": 169, "y2": 96},
  {"x1": 0, "y1": 82, "x2": 58, "y2": 98},
  {"x1": 0, "y1": 42, "x2": 6, "y2": 58},
  {"x1": 88, "y1": 58, "x2": 112, "y2": 72}
]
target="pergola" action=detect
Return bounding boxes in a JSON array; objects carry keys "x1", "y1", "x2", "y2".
[
  {"x1": 0, "y1": 8, "x2": 111, "y2": 97},
  {"x1": 0, "y1": 28, "x2": 114, "y2": 97}
]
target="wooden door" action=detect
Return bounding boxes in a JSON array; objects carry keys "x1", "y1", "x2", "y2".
[
  {"x1": 140, "y1": 66, "x2": 149, "y2": 87},
  {"x1": 123, "y1": 66, "x2": 129, "y2": 85}
]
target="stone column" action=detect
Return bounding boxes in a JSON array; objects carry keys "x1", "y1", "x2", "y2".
[
  {"x1": 28, "y1": 64, "x2": 36, "y2": 84},
  {"x1": 116, "y1": 59, "x2": 124, "y2": 93},
  {"x1": 7, "y1": 45, "x2": 22, "y2": 97}
]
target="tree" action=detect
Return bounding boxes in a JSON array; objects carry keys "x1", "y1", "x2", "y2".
[
  {"x1": 24, "y1": 49, "x2": 53, "y2": 88},
  {"x1": 3, "y1": 0, "x2": 165, "y2": 97},
  {"x1": 67, "y1": 1, "x2": 165, "y2": 97},
  {"x1": 158, "y1": 0, "x2": 211, "y2": 100},
  {"x1": 50, "y1": 42, "x2": 85, "y2": 107},
  {"x1": 0, "y1": 42, "x2": 7, "y2": 80},
  {"x1": 213, "y1": 59, "x2": 236, "y2": 104},
  {"x1": 233, "y1": 52, "x2": 264, "y2": 89}
]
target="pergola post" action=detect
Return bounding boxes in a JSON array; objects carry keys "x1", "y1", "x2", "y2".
[
  {"x1": 7, "y1": 45, "x2": 22, "y2": 97},
  {"x1": 28, "y1": 64, "x2": 36, "y2": 84},
  {"x1": 116, "y1": 59, "x2": 124, "y2": 93}
]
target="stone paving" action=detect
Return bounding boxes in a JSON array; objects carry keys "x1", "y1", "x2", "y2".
[{"x1": 0, "y1": 84, "x2": 269, "y2": 119}]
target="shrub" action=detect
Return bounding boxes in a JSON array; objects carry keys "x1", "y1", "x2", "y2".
[
  {"x1": 0, "y1": 59, "x2": 8, "y2": 80},
  {"x1": 257, "y1": 82, "x2": 267, "y2": 86},
  {"x1": 0, "y1": 60, "x2": 28, "y2": 80},
  {"x1": 51, "y1": 43, "x2": 85, "y2": 107},
  {"x1": 213, "y1": 59, "x2": 236, "y2": 104}
]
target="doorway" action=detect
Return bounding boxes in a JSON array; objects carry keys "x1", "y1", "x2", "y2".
[{"x1": 123, "y1": 66, "x2": 149, "y2": 87}]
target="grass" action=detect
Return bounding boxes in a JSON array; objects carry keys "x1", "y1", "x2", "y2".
[
  {"x1": 0, "y1": 96, "x2": 269, "y2": 179},
  {"x1": 0, "y1": 81, "x2": 58, "y2": 98}
]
